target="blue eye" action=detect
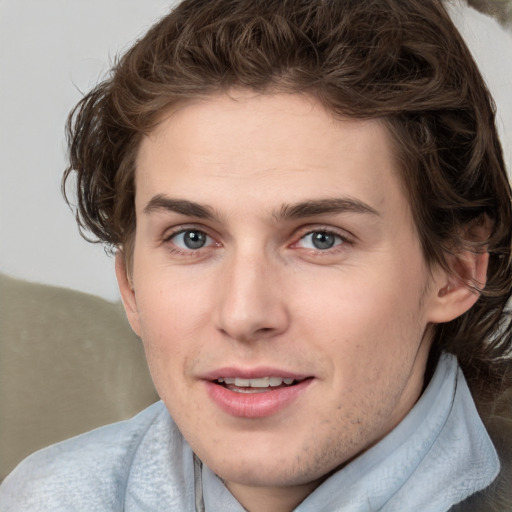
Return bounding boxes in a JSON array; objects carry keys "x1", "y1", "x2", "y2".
[
  {"x1": 170, "y1": 230, "x2": 212, "y2": 250},
  {"x1": 299, "y1": 231, "x2": 343, "y2": 250}
]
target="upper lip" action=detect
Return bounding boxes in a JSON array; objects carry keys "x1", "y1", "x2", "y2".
[{"x1": 200, "y1": 367, "x2": 311, "y2": 381}]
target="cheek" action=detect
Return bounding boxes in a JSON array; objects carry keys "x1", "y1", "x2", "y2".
[
  {"x1": 295, "y1": 265, "x2": 430, "y2": 385},
  {"x1": 134, "y1": 260, "x2": 211, "y2": 337},
  {"x1": 132, "y1": 282, "x2": 205, "y2": 393},
  {"x1": 299, "y1": 266, "x2": 426, "y2": 340}
]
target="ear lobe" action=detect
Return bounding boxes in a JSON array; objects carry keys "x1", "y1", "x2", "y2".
[
  {"x1": 427, "y1": 249, "x2": 489, "y2": 324},
  {"x1": 115, "y1": 251, "x2": 142, "y2": 337}
]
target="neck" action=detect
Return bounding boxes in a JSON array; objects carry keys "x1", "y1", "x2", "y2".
[{"x1": 226, "y1": 478, "x2": 323, "y2": 512}]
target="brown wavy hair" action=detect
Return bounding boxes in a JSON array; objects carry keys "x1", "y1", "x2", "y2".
[{"x1": 63, "y1": 0, "x2": 512, "y2": 400}]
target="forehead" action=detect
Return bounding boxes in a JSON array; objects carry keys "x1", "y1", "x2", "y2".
[{"x1": 134, "y1": 91, "x2": 408, "y2": 224}]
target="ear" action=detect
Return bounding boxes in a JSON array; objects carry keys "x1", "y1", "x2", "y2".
[
  {"x1": 427, "y1": 249, "x2": 489, "y2": 324},
  {"x1": 115, "y1": 251, "x2": 142, "y2": 337}
]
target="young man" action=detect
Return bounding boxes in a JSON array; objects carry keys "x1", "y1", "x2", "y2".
[{"x1": 1, "y1": 0, "x2": 511, "y2": 510}]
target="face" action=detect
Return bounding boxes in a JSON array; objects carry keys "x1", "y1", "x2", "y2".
[{"x1": 118, "y1": 91, "x2": 458, "y2": 507}]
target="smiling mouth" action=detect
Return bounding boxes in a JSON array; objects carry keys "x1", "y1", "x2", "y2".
[
  {"x1": 215, "y1": 376, "x2": 302, "y2": 393},
  {"x1": 206, "y1": 375, "x2": 313, "y2": 417}
]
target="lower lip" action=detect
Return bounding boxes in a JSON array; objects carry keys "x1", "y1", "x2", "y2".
[{"x1": 204, "y1": 379, "x2": 312, "y2": 418}]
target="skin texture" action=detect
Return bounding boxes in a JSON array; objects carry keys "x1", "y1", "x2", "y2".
[{"x1": 116, "y1": 91, "x2": 485, "y2": 512}]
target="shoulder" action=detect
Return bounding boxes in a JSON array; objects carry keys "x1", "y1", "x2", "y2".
[{"x1": 0, "y1": 401, "x2": 170, "y2": 511}]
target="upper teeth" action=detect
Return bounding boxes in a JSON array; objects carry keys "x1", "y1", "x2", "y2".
[{"x1": 217, "y1": 377, "x2": 295, "y2": 387}]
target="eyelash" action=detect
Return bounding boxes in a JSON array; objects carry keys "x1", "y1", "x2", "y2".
[{"x1": 162, "y1": 226, "x2": 353, "y2": 258}]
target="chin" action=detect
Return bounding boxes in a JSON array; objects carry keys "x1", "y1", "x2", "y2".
[
  {"x1": 215, "y1": 461, "x2": 325, "y2": 489},
  {"x1": 197, "y1": 434, "x2": 350, "y2": 490}
]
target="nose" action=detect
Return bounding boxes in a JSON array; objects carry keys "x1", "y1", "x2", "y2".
[{"x1": 214, "y1": 250, "x2": 290, "y2": 343}]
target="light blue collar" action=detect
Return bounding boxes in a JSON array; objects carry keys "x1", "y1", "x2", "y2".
[{"x1": 201, "y1": 353, "x2": 500, "y2": 511}]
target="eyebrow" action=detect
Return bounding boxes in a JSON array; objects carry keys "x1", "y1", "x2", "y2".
[
  {"x1": 276, "y1": 198, "x2": 380, "y2": 220},
  {"x1": 143, "y1": 195, "x2": 380, "y2": 221},
  {"x1": 144, "y1": 195, "x2": 217, "y2": 219}
]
